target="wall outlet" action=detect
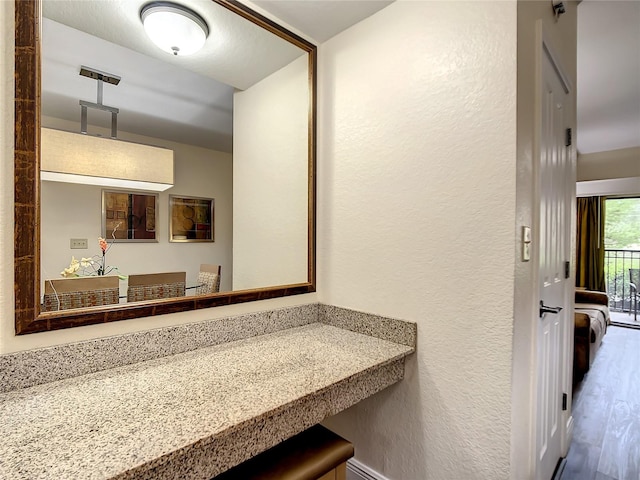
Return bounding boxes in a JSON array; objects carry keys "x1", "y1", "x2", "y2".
[{"x1": 70, "y1": 238, "x2": 88, "y2": 249}]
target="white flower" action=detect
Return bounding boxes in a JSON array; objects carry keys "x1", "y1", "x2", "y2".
[
  {"x1": 69, "y1": 257, "x2": 80, "y2": 272},
  {"x1": 60, "y1": 257, "x2": 81, "y2": 277},
  {"x1": 61, "y1": 266, "x2": 76, "y2": 277}
]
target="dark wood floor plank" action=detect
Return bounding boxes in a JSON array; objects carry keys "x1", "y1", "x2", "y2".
[
  {"x1": 562, "y1": 326, "x2": 640, "y2": 480},
  {"x1": 614, "y1": 343, "x2": 640, "y2": 405},
  {"x1": 594, "y1": 472, "x2": 618, "y2": 480},
  {"x1": 571, "y1": 381, "x2": 615, "y2": 446},
  {"x1": 597, "y1": 400, "x2": 640, "y2": 480},
  {"x1": 571, "y1": 331, "x2": 622, "y2": 446},
  {"x1": 563, "y1": 441, "x2": 601, "y2": 480}
]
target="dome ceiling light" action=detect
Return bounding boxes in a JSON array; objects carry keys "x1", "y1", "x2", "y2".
[{"x1": 140, "y1": 2, "x2": 209, "y2": 56}]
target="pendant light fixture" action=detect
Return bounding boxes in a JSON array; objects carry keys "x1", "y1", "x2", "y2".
[
  {"x1": 41, "y1": 128, "x2": 175, "y2": 192},
  {"x1": 41, "y1": 67, "x2": 174, "y2": 192},
  {"x1": 141, "y1": 2, "x2": 209, "y2": 56}
]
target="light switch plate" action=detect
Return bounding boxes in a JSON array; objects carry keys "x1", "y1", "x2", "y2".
[{"x1": 70, "y1": 238, "x2": 88, "y2": 249}]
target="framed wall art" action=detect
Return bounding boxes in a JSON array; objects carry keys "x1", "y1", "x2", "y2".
[
  {"x1": 102, "y1": 190, "x2": 158, "y2": 242},
  {"x1": 169, "y1": 195, "x2": 214, "y2": 242}
]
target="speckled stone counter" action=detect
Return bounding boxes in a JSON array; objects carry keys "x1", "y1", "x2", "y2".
[{"x1": 0, "y1": 322, "x2": 414, "y2": 479}]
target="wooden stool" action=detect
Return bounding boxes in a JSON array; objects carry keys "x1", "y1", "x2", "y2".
[{"x1": 213, "y1": 425, "x2": 354, "y2": 480}]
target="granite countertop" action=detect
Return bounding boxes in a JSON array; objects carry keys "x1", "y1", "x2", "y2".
[{"x1": 0, "y1": 323, "x2": 413, "y2": 479}]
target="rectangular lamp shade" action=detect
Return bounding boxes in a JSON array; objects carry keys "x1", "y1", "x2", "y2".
[{"x1": 41, "y1": 128, "x2": 174, "y2": 192}]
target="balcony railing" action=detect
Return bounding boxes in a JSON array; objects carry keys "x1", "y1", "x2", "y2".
[{"x1": 605, "y1": 249, "x2": 640, "y2": 312}]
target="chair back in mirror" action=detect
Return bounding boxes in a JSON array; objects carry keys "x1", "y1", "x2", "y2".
[
  {"x1": 196, "y1": 264, "x2": 222, "y2": 295},
  {"x1": 43, "y1": 276, "x2": 120, "y2": 312},
  {"x1": 127, "y1": 272, "x2": 186, "y2": 302}
]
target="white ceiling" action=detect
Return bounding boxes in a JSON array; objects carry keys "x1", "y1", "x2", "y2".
[
  {"x1": 42, "y1": 1, "x2": 639, "y2": 157},
  {"x1": 253, "y1": 0, "x2": 392, "y2": 42},
  {"x1": 43, "y1": 18, "x2": 236, "y2": 152},
  {"x1": 577, "y1": 0, "x2": 640, "y2": 154},
  {"x1": 41, "y1": 0, "x2": 311, "y2": 153},
  {"x1": 43, "y1": 0, "x2": 304, "y2": 91}
]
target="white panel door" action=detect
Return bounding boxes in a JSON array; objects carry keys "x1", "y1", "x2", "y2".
[{"x1": 536, "y1": 45, "x2": 571, "y2": 480}]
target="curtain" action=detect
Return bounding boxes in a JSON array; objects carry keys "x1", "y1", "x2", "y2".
[{"x1": 576, "y1": 196, "x2": 606, "y2": 291}]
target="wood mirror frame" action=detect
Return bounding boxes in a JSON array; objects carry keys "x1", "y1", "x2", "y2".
[{"x1": 14, "y1": 0, "x2": 317, "y2": 335}]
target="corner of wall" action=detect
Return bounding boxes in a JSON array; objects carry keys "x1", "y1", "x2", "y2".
[{"x1": 0, "y1": 0, "x2": 16, "y2": 352}]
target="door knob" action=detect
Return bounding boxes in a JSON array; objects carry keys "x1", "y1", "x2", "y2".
[{"x1": 540, "y1": 301, "x2": 563, "y2": 317}]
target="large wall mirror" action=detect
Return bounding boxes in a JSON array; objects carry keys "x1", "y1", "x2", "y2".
[{"x1": 14, "y1": 0, "x2": 316, "y2": 334}]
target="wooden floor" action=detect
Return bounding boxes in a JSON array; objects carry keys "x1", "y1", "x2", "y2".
[{"x1": 561, "y1": 326, "x2": 640, "y2": 480}]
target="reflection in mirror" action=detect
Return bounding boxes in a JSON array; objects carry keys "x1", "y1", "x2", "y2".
[{"x1": 14, "y1": 0, "x2": 316, "y2": 333}]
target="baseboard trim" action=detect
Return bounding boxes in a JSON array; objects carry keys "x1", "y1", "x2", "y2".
[
  {"x1": 347, "y1": 459, "x2": 390, "y2": 480},
  {"x1": 552, "y1": 457, "x2": 567, "y2": 480},
  {"x1": 611, "y1": 321, "x2": 640, "y2": 330}
]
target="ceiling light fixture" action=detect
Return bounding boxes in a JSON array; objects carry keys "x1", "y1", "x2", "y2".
[
  {"x1": 41, "y1": 128, "x2": 175, "y2": 192},
  {"x1": 41, "y1": 67, "x2": 175, "y2": 192},
  {"x1": 141, "y1": 2, "x2": 209, "y2": 56}
]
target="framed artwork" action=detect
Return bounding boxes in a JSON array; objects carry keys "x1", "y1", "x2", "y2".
[
  {"x1": 102, "y1": 190, "x2": 159, "y2": 242},
  {"x1": 170, "y1": 195, "x2": 214, "y2": 242}
]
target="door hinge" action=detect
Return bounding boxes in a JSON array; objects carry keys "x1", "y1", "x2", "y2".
[
  {"x1": 562, "y1": 393, "x2": 568, "y2": 411},
  {"x1": 565, "y1": 261, "x2": 570, "y2": 279},
  {"x1": 565, "y1": 128, "x2": 572, "y2": 147}
]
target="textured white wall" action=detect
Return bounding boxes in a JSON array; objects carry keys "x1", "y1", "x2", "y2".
[
  {"x1": 318, "y1": 2, "x2": 517, "y2": 479},
  {"x1": 233, "y1": 55, "x2": 309, "y2": 290},
  {"x1": 40, "y1": 118, "x2": 234, "y2": 294}
]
